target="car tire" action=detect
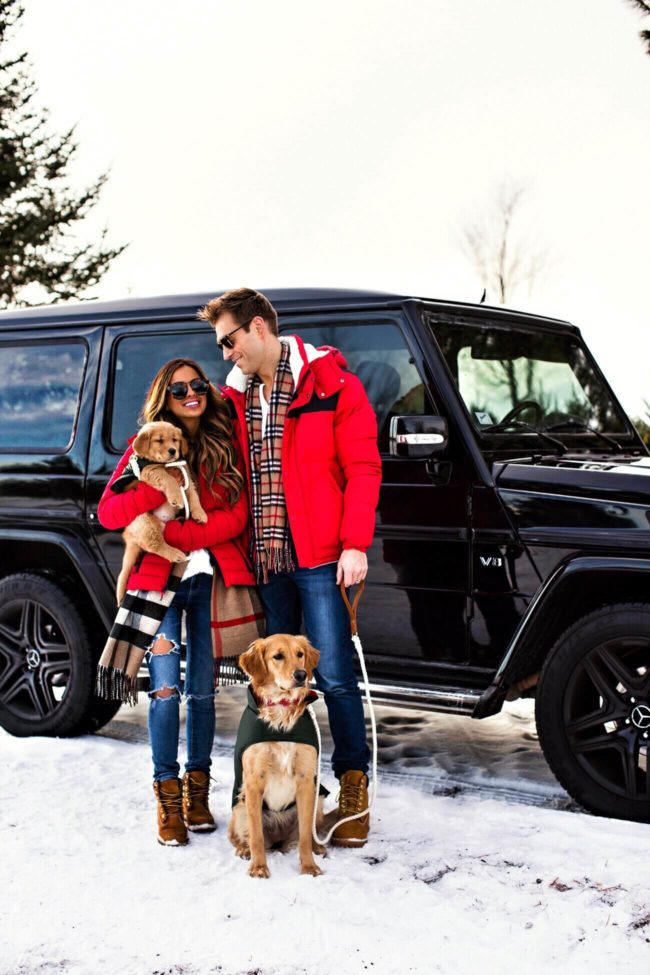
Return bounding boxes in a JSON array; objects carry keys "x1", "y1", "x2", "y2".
[
  {"x1": 0, "y1": 573, "x2": 120, "y2": 737},
  {"x1": 536, "y1": 603, "x2": 650, "y2": 823}
]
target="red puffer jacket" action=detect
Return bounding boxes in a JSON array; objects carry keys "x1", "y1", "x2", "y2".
[
  {"x1": 223, "y1": 336, "x2": 382, "y2": 568},
  {"x1": 98, "y1": 440, "x2": 254, "y2": 593}
]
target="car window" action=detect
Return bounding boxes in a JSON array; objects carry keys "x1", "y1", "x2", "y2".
[
  {"x1": 427, "y1": 313, "x2": 629, "y2": 434},
  {"x1": 282, "y1": 321, "x2": 432, "y2": 450},
  {"x1": 0, "y1": 341, "x2": 86, "y2": 452},
  {"x1": 110, "y1": 330, "x2": 229, "y2": 450}
]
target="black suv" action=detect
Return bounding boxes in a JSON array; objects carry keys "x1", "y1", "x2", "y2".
[{"x1": 1, "y1": 289, "x2": 649, "y2": 823}]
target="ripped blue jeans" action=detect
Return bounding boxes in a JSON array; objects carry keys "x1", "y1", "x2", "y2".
[{"x1": 146, "y1": 572, "x2": 214, "y2": 782}]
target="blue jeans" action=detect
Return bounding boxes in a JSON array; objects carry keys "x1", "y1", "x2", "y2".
[
  {"x1": 146, "y1": 573, "x2": 215, "y2": 782},
  {"x1": 259, "y1": 562, "x2": 369, "y2": 778}
]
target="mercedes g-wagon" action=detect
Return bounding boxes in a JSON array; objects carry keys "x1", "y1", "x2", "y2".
[{"x1": 1, "y1": 289, "x2": 649, "y2": 823}]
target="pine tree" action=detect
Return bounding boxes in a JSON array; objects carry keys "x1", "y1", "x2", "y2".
[
  {"x1": 625, "y1": 0, "x2": 650, "y2": 54},
  {"x1": 0, "y1": 0, "x2": 126, "y2": 307}
]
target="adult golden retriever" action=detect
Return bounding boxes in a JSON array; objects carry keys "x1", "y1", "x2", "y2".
[
  {"x1": 228, "y1": 635, "x2": 331, "y2": 878},
  {"x1": 115, "y1": 420, "x2": 207, "y2": 603}
]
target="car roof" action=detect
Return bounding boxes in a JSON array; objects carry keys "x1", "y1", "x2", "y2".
[{"x1": 0, "y1": 287, "x2": 577, "y2": 332}]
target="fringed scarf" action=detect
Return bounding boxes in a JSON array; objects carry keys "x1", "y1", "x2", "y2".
[
  {"x1": 246, "y1": 340, "x2": 296, "y2": 583},
  {"x1": 96, "y1": 565, "x2": 265, "y2": 703}
]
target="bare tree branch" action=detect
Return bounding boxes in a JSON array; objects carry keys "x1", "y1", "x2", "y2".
[{"x1": 458, "y1": 180, "x2": 550, "y2": 305}]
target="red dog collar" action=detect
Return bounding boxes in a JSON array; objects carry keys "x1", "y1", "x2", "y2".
[{"x1": 263, "y1": 690, "x2": 319, "y2": 708}]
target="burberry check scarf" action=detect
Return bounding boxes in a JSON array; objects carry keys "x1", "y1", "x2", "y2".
[
  {"x1": 96, "y1": 564, "x2": 265, "y2": 702},
  {"x1": 95, "y1": 563, "x2": 186, "y2": 704},
  {"x1": 246, "y1": 340, "x2": 296, "y2": 583}
]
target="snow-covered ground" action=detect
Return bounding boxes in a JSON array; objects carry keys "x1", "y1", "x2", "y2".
[
  {"x1": 104, "y1": 688, "x2": 576, "y2": 810},
  {"x1": 2, "y1": 693, "x2": 649, "y2": 975}
]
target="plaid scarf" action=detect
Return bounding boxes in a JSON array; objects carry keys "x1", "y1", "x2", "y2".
[
  {"x1": 246, "y1": 341, "x2": 296, "y2": 583},
  {"x1": 210, "y1": 575, "x2": 265, "y2": 684},
  {"x1": 96, "y1": 564, "x2": 185, "y2": 705},
  {"x1": 96, "y1": 565, "x2": 264, "y2": 703}
]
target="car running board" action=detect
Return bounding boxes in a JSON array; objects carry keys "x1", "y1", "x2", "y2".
[{"x1": 361, "y1": 682, "x2": 482, "y2": 715}]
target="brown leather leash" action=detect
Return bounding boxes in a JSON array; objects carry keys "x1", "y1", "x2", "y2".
[{"x1": 339, "y1": 578, "x2": 365, "y2": 635}]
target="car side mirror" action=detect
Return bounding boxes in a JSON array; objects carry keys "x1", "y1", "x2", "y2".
[{"x1": 389, "y1": 415, "x2": 449, "y2": 458}]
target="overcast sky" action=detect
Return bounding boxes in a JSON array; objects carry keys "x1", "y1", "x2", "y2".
[{"x1": 17, "y1": 0, "x2": 650, "y2": 416}]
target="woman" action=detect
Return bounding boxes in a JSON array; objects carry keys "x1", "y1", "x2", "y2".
[{"x1": 98, "y1": 358, "x2": 256, "y2": 846}]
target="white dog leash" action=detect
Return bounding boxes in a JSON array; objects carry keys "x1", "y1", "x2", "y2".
[{"x1": 309, "y1": 580, "x2": 378, "y2": 846}]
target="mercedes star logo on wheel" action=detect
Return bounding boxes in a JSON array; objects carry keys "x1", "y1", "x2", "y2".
[
  {"x1": 630, "y1": 704, "x2": 650, "y2": 730},
  {"x1": 26, "y1": 648, "x2": 41, "y2": 670}
]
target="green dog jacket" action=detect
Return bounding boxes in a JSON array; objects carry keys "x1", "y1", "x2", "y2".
[{"x1": 232, "y1": 685, "x2": 329, "y2": 807}]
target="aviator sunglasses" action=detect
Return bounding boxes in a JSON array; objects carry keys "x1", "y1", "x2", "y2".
[
  {"x1": 216, "y1": 320, "x2": 251, "y2": 351},
  {"x1": 167, "y1": 378, "x2": 210, "y2": 399}
]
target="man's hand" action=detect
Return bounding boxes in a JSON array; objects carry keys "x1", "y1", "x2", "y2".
[{"x1": 336, "y1": 549, "x2": 367, "y2": 588}]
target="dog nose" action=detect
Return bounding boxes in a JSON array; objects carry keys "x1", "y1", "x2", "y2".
[
  {"x1": 293, "y1": 669, "x2": 307, "y2": 684},
  {"x1": 168, "y1": 447, "x2": 177, "y2": 456}
]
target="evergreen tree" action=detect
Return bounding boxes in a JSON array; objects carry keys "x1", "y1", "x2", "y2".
[
  {"x1": 0, "y1": 0, "x2": 126, "y2": 307},
  {"x1": 625, "y1": 0, "x2": 650, "y2": 55}
]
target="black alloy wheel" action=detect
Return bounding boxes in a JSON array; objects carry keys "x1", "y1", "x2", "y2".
[
  {"x1": 0, "y1": 573, "x2": 119, "y2": 736},
  {"x1": 536, "y1": 603, "x2": 650, "y2": 823}
]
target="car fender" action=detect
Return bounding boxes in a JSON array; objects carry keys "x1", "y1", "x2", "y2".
[
  {"x1": 473, "y1": 554, "x2": 650, "y2": 717},
  {"x1": 0, "y1": 529, "x2": 115, "y2": 631}
]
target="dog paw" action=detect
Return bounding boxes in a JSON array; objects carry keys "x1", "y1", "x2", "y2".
[
  {"x1": 248, "y1": 862, "x2": 270, "y2": 879},
  {"x1": 300, "y1": 861, "x2": 323, "y2": 877},
  {"x1": 192, "y1": 509, "x2": 208, "y2": 524},
  {"x1": 235, "y1": 844, "x2": 251, "y2": 860},
  {"x1": 313, "y1": 843, "x2": 327, "y2": 857}
]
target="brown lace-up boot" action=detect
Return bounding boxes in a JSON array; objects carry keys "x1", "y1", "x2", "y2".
[
  {"x1": 331, "y1": 770, "x2": 370, "y2": 847},
  {"x1": 153, "y1": 778, "x2": 188, "y2": 846},
  {"x1": 182, "y1": 770, "x2": 216, "y2": 832}
]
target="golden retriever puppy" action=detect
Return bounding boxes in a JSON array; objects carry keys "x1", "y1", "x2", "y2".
[
  {"x1": 115, "y1": 421, "x2": 207, "y2": 603},
  {"x1": 228, "y1": 635, "x2": 329, "y2": 878}
]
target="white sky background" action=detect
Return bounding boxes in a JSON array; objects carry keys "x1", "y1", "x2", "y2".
[{"x1": 17, "y1": 0, "x2": 650, "y2": 417}]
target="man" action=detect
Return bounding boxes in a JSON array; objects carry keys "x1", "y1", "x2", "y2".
[{"x1": 199, "y1": 288, "x2": 382, "y2": 846}]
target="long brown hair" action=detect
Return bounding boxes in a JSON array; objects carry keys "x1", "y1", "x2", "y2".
[{"x1": 140, "y1": 358, "x2": 243, "y2": 504}]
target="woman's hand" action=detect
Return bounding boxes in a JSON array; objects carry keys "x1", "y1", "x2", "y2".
[{"x1": 163, "y1": 486, "x2": 249, "y2": 550}]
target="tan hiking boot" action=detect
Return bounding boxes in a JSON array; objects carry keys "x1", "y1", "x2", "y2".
[
  {"x1": 182, "y1": 770, "x2": 216, "y2": 833},
  {"x1": 331, "y1": 770, "x2": 370, "y2": 847},
  {"x1": 153, "y1": 778, "x2": 188, "y2": 846}
]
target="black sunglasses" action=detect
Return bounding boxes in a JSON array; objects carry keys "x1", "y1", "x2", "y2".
[
  {"x1": 167, "y1": 378, "x2": 210, "y2": 399},
  {"x1": 216, "y1": 320, "x2": 250, "y2": 351}
]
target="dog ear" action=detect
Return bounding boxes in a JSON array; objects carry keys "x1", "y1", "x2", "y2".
[
  {"x1": 297, "y1": 636, "x2": 320, "y2": 674},
  {"x1": 180, "y1": 435, "x2": 189, "y2": 457},
  {"x1": 239, "y1": 640, "x2": 268, "y2": 683},
  {"x1": 132, "y1": 425, "x2": 151, "y2": 456}
]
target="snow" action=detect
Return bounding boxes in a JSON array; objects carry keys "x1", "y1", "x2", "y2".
[{"x1": 2, "y1": 693, "x2": 649, "y2": 975}]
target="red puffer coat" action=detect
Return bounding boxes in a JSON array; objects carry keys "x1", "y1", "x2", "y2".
[
  {"x1": 98, "y1": 439, "x2": 254, "y2": 593},
  {"x1": 223, "y1": 336, "x2": 382, "y2": 568}
]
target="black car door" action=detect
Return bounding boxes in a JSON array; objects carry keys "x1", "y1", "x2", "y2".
[
  {"x1": 86, "y1": 321, "x2": 229, "y2": 582},
  {"x1": 279, "y1": 311, "x2": 477, "y2": 689}
]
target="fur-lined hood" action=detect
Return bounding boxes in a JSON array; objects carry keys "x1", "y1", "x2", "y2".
[{"x1": 224, "y1": 334, "x2": 348, "y2": 395}]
